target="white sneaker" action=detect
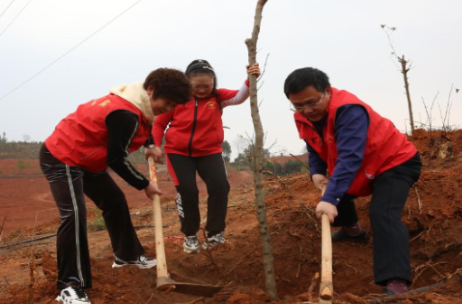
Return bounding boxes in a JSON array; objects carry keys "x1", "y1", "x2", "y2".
[
  {"x1": 112, "y1": 255, "x2": 157, "y2": 269},
  {"x1": 183, "y1": 236, "x2": 200, "y2": 254},
  {"x1": 56, "y1": 286, "x2": 91, "y2": 304},
  {"x1": 202, "y1": 232, "x2": 225, "y2": 250}
]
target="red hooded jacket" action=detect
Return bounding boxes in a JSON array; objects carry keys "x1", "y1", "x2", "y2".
[{"x1": 152, "y1": 81, "x2": 249, "y2": 157}]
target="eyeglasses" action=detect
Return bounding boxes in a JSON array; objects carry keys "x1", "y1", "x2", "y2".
[
  {"x1": 291, "y1": 92, "x2": 325, "y2": 111},
  {"x1": 191, "y1": 84, "x2": 213, "y2": 90}
]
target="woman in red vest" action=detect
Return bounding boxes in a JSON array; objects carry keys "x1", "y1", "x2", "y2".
[
  {"x1": 151, "y1": 60, "x2": 260, "y2": 254},
  {"x1": 284, "y1": 67, "x2": 421, "y2": 295},
  {"x1": 40, "y1": 68, "x2": 191, "y2": 304}
]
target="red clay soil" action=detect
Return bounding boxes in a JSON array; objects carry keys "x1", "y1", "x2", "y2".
[
  {"x1": 1, "y1": 129, "x2": 462, "y2": 304},
  {"x1": 0, "y1": 162, "x2": 231, "y2": 236}
]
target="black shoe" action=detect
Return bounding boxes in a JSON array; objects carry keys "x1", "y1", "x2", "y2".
[
  {"x1": 183, "y1": 235, "x2": 200, "y2": 254},
  {"x1": 112, "y1": 255, "x2": 157, "y2": 269},
  {"x1": 331, "y1": 228, "x2": 368, "y2": 243},
  {"x1": 382, "y1": 288, "x2": 408, "y2": 296},
  {"x1": 56, "y1": 286, "x2": 91, "y2": 304},
  {"x1": 382, "y1": 288, "x2": 397, "y2": 296},
  {"x1": 383, "y1": 279, "x2": 409, "y2": 295},
  {"x1": 202, "y1": 232, "x2": 226, "y2": 250}
]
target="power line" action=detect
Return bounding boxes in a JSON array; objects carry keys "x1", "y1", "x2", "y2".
[
  {"x1": 0, "y1": 0, "x2": 143, "y2": 102},
  {"x1": 0, "y1": 0, "x2": 16, "y2": 20},
  {"x1": 0, "y1": 0, "x2": 33, "y2": 38}
]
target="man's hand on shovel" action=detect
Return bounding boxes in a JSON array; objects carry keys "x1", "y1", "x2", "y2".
[
  {"x1": 312, "y1": 174, "x2": 328, "y2": 191},
  {"x1": 313, "y1": 175, "x2": 338, "y2": 223},
  {"x1": 316, "y1": 202, "x2": 338, "y2": 224}
]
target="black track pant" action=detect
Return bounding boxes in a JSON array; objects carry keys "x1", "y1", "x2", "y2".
[
  {"x1": 167, "y1": 153, "x2": 230, "y2": 237},
  {"x1": 332, "y1": 152, "x2": 422, "y2": 285},
  {"x1": 39, "y1": 144, "x2": 144, "y2": 290}
]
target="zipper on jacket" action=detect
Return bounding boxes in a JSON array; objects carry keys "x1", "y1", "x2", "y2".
[{"x1": 188, "y1": 98, "x2": 199, "y2": 156}]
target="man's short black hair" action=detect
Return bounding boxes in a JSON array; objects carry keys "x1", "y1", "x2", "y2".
[{"x1": 284, "y1": 67, "x2": 331, "y2": 98}]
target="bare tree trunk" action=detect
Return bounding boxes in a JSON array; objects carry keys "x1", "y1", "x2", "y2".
[
  {"x1": 400, "y1": 55, "x2": 415, "y2": 136},
  {"x1": 245, "y1": 0, "x2": 278, "y2": 300}
]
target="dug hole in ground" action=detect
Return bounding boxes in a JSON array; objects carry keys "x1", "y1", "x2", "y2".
[{"x1": 1, "y1": 129, "x2": 462, "y2": 304}]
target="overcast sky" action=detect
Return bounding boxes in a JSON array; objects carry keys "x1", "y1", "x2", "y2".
[{"x1": 1, "y1": 0, "x2": 460, "y2": 159}]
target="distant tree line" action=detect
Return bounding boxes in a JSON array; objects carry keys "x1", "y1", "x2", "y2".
[
  {"x1": 0, "y1": 133, "x2": 43, "y2": 159},
  {"x1": 263, "y1": 159, "x2": 306, "y2": 176},
  {"x1": 229, "y1": 140, "x2": 307, "y2": 176},
  {"x1": 0, "y1": 133, "x2": 307, "y2": 176},
  {"x1": 0, "y1": 132, "x2": 156, "y2": 164}
]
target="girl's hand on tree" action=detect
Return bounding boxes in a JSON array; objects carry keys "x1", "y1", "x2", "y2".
[{"x1": 246, "y1": 63, "x2": 261, "y2": 78}]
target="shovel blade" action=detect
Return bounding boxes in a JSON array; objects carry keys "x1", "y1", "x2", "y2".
[
  {"x1": 157, "y1": 276, "x2": 223, "y2": 297},
  {"x1": 168, "y1": 282, "x2": 222, "y2": 297}
]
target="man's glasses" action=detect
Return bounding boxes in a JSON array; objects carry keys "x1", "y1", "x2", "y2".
[{"x1": 291, "y1": 92, "x2": 325, "y2": 111}]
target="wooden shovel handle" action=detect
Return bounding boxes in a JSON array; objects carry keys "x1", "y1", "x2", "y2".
[
  {"x1": 320, "y1": 184, "x2": 333, "y2": 302},
  {"x1": 148, "y1": 157, "x2": 169, "y2": 279}
]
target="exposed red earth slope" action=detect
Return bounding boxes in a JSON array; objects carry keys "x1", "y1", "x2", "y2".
[{"x1": 0, "y1": 129, "x2": 461, "y2": 304}]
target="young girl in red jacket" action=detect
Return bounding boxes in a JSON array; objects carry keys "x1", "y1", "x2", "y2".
[{"x1": 151, "y1": 59, "x2": 260, "y2": 253}]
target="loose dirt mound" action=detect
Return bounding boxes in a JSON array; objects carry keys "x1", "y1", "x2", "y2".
[
  {"x1": 1, "y1": 129, "x2": 462, "y2": 304},
  {"x1": 266, "y1": 154, "x2": 307, "y2": 165}
]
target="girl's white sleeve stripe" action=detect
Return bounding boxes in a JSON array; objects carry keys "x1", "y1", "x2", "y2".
[{"x1": 221, "y1": 82, "x2": 250, "y2": 108}]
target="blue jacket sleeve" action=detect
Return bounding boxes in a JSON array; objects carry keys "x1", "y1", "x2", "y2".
[
  {"x1": 305, "y1": 140, "x2": 327, "y2": 176},
  {"x1": 321, "y1": 105, "x2": 369, "y2": 205}
]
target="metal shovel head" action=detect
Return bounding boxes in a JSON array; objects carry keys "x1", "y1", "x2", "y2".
[{"x1": 157, "y1": 275, "x2": 223, "y2": 297}]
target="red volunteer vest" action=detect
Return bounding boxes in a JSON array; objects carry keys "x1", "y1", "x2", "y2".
[
  {"x1": 164, "y1": 96, "x2": 224, "y2": 156},
  {"x1": 295, "y1": 88, "x2": 417, "y2": 196},
  {"x1": 45, "y1": 94, "x2": 151, "y2": 173}
]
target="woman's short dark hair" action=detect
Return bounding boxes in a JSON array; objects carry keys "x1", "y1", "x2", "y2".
[
  {"x1": 185, "y1": 59, "x2": 218, "y2": 94},
  {"x1": 143, "y1": 68, "x2": 192, "y2": 105},
  {"x1": 284, "y1": 67, "x2": 331, "y2": 98}
]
